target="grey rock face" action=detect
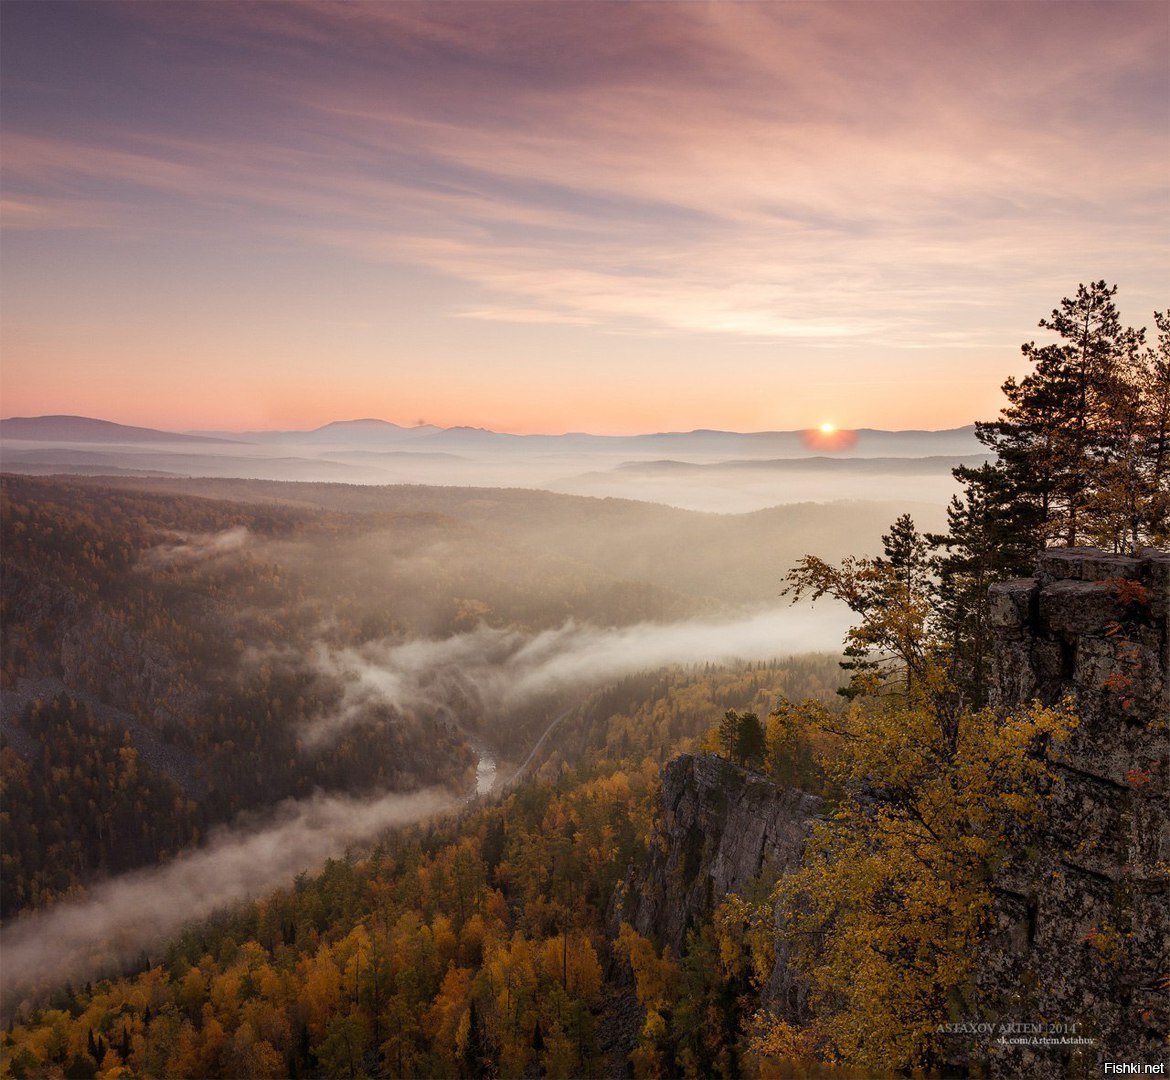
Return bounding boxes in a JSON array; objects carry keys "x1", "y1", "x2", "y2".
[
  {"x1": 613, "y1": 548, "x2": 1167, "y2": 1075},
  {"x1": 982, "y1": 547, "x2": 1169, "y2": 1078},
  {"x1": 613, "y1": 753, "x2": 821, "y2": 955},
  {"x1": 611, "y1": 752, "x2": 821, "y2": 1019}
]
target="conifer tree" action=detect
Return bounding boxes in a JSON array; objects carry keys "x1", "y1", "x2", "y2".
[
  {"x1": 972, "y1": 281, "x2": 1161, "y2": 550},
  {"x1": 733, "y1": 712, "x2": 767, "y2": 769},
  {"x1": 1142, "y1": 311, "x2": 1170, "y2": 544},
  {"x1": 461, "y1": 999, "x2": 489, "y2": 1079},
  {"x1": 1089, "y1": 309, "x2": 1170, "y2": 549},
  {"x1": 927, "y1": 283, "x2": 1169, "y2": 700},
  {"x1": 926, "y1": 464, "x2": 1034, "y2": 707},
  {"x1": 717, "y1": 709, "x2": 740, "y2": 760},
  {"x1": 878, "y1": 513, "x2": 930, "y2": 591}
]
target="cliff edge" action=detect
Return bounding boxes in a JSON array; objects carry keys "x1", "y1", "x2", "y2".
[
  {"x1": 610, "y1": 752, "x2": 822, "y2": 1021},
  {"x1": 978, "y1": 547, "x2": 1169, "y2": 1076}
]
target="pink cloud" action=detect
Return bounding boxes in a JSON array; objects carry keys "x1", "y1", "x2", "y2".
[{"x1": 2, "y1": 1, "x2": 1166, "y2": 427}]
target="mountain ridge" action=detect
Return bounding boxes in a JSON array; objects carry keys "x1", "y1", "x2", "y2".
[
  {"x1": 6, "y1": 413, "x2": 979, "y2": 448},
  {"x1": 0, "y1": 415, "x2": 238, "y2": 445}
]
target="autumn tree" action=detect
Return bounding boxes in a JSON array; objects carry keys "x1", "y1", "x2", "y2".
[
  {"x1": 765, "y1": 698, "x2": 828, "y2": 792},
  {"x1": 775, "y1": 694, "x2": 1074, "y2": 1071},
  {"x1": 614, "y1": 923, "x2": 682, "y2": 1078},
  {"x1": 784, "y1": 515, "x2": 935, "y2": 698}
]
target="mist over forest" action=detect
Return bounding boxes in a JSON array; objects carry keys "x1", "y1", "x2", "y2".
[
  {"x1": 0, "y1": 467, "x2": 868, "y2": 1011},
  {"x1": 0, "y1": 416, "x2": 982, "y2": 512},
  {"x1": 4, "y1": 274, "x2": 1167, "y2": 1078}
]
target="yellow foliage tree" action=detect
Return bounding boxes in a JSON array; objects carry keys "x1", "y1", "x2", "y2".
[{"x1": 774, "y1": 693, "x2": 1075, "y2": 1072}]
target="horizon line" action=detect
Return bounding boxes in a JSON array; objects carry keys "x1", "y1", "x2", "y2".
[{"x1": 0, "y1": 413, "x2": 980, "y2": 441}]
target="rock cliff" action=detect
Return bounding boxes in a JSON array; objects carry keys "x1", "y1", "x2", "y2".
[
  {"x1": 610, "y1": 752, "x2": 821, "y2": 1017},
  {"x1": 978, "y1": 547, "x2": 1169, "y2": 1076},
  {"x1": 612, "y1": 753, "x2": 821, "y2": 956},
  {"x1": 617, "y1": 547, "x2": 1168, "y2": 1076}
]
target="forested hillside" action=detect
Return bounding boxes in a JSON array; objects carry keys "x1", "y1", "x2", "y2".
[
  {"x1": 20, "y1": 475, "x2": 946, "y2": 605},
  {"x1": 0, "y1": 474, "x2": 848, "y2": 922},
  {"x1": 1, "y1": 661, "x2": 844, "y2": 1077}
]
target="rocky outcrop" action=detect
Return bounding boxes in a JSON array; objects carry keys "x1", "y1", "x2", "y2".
[
  {"x1": 614, "y1": 548, "x2": 1168, "y2": 1075},
  {"x1": 613, "y1": 753, "x2": 821, "y2": 955},
  {"x1": 979, "y1": 547, "x2": 1169, "y2": 1077},
  {"x1": 611, "y1": 752, "x2": 821, "y2": 1017}
]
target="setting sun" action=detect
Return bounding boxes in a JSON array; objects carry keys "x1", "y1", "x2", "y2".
[{"x1": 819, "y1": 422, "x2": 836, "y2": 434}]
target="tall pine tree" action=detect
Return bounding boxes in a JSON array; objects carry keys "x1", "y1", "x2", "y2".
[
  {"x1": 972, "y1": 282, "x2": 1162, "y2": 550},
  {"x1": 929, "y1": 284, "x2": 1168, "y2": 704}
]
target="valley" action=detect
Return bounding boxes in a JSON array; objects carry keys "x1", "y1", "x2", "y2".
[{"x1": 0, "y1": 472, "x2": 859, "y2": 1010}]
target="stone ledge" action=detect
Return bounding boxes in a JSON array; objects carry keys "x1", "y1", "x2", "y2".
[
  {"x1": 1038, "y1": 547, "x2": 1140, "y2": 583},
  {"x1": 988, "y1": 578, "x2": 1038, "y2": 630},
  {"x1": 1037, "y1": 546, "x2": 1170, "y2": 592},
  {"x1": 1038, "y1": 578, "x2": 1123, "y2": 638}
]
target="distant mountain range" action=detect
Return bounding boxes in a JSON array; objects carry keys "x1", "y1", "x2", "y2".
[
  {"x1": 614, "y1": 454, "x2": 989, "y2": 475},
  {"x1": 0, "y1": 415, "x2": 982, "y2": 510},
  {"x1": 0, "y1": 415, "x2": 237, "y2": 444},
  {"x1": 2, "y1": 414, "x2": 981, "y2": 458},
  {"x1": 193, "y1": 418, "x2": 446, "y2": 444}
]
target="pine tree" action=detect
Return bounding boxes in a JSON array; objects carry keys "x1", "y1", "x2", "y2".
[
  {"x1": 973, "y1": 281, "x2": 1146, "y2": 548},
  {"x1": 927, "y1": 464, "x2": 1034, "y2": 707},
  {"x1": 1140, "y1": 311, "x2": 1170, "y2": 544},
  {"x1": 1090, "y1": 309, "x2": 1170, "y2": 550},
  {"x1": 461, "y1": 999, "x2": 489, "y2": 1079},
  {"x1": 927, "y1": 283, "x2": 1169, "y2": 699},
  {"x1": 717, "y1": 710, "x2": 740, "y2": 760},
  {"x1": 734, "y1": 712, "x2": 767, "y2": 769},
  {"x1": 879, "y1": 514, "x2": 930, "y2": 591}
]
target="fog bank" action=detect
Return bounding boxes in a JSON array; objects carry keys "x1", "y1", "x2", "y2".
[
  {"x1": 143, "y1": 525, "x2": 251, "y2": 567},
  {"x1": 0, "y1": 787, "x2": 451, "y2": 1009},
  {"x1": 306, "y1": 604, "x2": 852, "y2": 744}
]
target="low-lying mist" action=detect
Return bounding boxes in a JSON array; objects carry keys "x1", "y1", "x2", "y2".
[
  {"x1": 304, "y1": 604, "x2": 854, "y2": 745},
  {"x1": 0, "y1": 600, "x2": 851, "y2": 1012},
  {"x1": 0, "y1": 473, "x2": 866, "y2": 1015},
  {"x1": 0, "y1": 422, "x2": 981, "y2": 513},
  {"x1": 142, "y1": 525, "x2": 251, "y2": 567},
  {"x1": 0, "y1": 787, "x2": 452, "y2": 1013}
]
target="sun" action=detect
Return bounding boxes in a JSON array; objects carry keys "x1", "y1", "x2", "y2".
[{"x1": 803, "y1": 421, "x2": 857, "y2": 450}]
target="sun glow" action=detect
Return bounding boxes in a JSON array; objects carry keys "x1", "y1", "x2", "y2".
[{"x1": 802, "y1": 423, "x2": 857, "y2": 451}]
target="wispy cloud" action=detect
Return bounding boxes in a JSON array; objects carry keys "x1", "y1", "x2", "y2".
[{"x1": 2, "y1": 1, "x2": 1165, "y2": 427}]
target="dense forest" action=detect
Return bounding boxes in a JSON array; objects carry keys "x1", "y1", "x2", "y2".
[
  {"x1": 1, "y1": 283, "x2": 1166, "y2": 1078},
  {"x1": 0, "y1": 466, "x2": 904, "y2": 921},
  {"x1": 1, "y1": 662, "x2": 844, "y2": 1078}
]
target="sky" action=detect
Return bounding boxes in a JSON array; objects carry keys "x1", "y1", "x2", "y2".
[{"x1": 1, "y1": 1, "x2": 1167, "y2": 434}]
